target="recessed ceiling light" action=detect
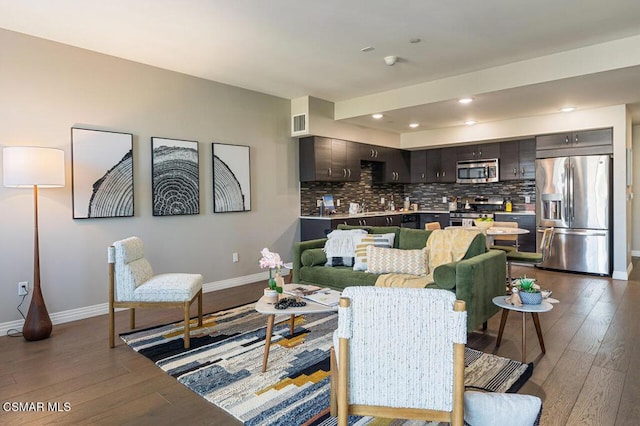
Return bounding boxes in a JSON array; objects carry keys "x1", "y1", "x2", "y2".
[
  {"x1": 459, "y1": 98, "x2": 473, "y2": 104},
  {"x1": 372, "y1": 113, "x2": 383, "y2": 119},
  {"x1": 464, "y1": 120, "x2": 477, "y2": 125},
  {"x1": 409, "y1": 123, "x2": 420, "y2": 128},
  {"x1": 560, "y1": 106, "x2": 576, "y2": 112}
]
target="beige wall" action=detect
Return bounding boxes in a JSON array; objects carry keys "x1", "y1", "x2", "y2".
[{"x1": 0, "y1": 29, "x2": 298, "y2": 325}]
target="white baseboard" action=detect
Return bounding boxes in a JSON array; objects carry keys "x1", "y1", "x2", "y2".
[{"x1": 0, "y1": 271, "x2": 267, "y2": 337}]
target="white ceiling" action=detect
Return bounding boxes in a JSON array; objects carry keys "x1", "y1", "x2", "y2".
[{"x1": 2, "y1": 0, "x2": 640, "y2": 134}]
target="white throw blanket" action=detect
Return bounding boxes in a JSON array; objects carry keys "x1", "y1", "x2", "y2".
[{"x1": 323, "y1": 229, "x2": 367, "y2": 257}]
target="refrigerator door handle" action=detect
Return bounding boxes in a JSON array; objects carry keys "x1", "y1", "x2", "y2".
[{"x1": 564, "y1": 161, "x2": 570, "y2": 220}]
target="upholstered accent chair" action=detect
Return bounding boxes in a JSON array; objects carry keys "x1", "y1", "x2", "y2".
[
  {"x1": 330, "y1": 287, "x2": 467, "y2": 425},
  {"x1": 108, "y1": 236, "x2": 203, "y2": 349},
  {"x1": 506, "y1": 227, "x2": 555, "y2": 283}
]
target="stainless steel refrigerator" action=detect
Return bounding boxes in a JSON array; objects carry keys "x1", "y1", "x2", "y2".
[{"x1": 535, "y1": 155, "x2": 611, "y2": 275}]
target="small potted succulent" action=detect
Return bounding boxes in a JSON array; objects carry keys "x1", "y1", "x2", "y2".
[{"x1": 516, "y1": 276, "x2": 542, "y2": 305}]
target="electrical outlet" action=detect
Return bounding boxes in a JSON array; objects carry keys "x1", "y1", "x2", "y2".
[
  {"x1": 380, "y1": 197, "x2": 385, "y2": 205},
  {"x1": 525, "y1": 196, "x2": 531, "y2": 203},
  {"x1": 316, "y1": 199, "x2": 322, "y2": 207},
  {"x1": 232, "y1": 252, "x2": 239, "y2": 263},
  {"x1": 18, "y1": 281, "x2": 28, "y2": 296},
  {"x1": 442, "y1": 196, "x2": 447, "y2": 203},
  {"x1": 336, "y1": 199, "x2": 340, "y2": 207}
]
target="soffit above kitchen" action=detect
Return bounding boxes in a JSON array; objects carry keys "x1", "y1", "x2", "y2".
[{"x1": 2, "y1": 0, "x2": 640, "y2": 132}]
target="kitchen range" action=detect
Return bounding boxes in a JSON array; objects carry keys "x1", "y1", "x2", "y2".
[{"x1": 449, "y1": 196, "x2": 505, "y2": 226}]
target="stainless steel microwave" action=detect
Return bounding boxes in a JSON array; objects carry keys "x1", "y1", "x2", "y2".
[{"x1": 456, "y1": 159, "x2": 499, "y2": 183}]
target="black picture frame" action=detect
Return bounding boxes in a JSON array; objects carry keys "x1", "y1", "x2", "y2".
[
  {"x1": 212, "y1": 143, "x2": 251, "y2": 213},
  {"x1": 71, "y1": 127, "x2": 134, "y2": 219},
  {"x1": 151, "y1": 137, "x2": 200, "y2": 216}
]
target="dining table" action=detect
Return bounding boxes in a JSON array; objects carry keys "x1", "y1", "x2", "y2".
[{"x1": 445, "y1": 225, "x2": 530, "y2": 250}]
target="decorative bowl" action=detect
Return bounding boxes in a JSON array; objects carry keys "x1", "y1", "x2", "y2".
[
  {"x1": 520, "y1": 291, "x2": 542, "y2": 305},
  {"x1": 474, "y1": 219, "x2": 494, "y2": 230}
]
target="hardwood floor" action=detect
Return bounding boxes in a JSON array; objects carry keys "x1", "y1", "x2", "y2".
[{"x1": 1, "y1": 262, "x2": 639, "y2": 425}]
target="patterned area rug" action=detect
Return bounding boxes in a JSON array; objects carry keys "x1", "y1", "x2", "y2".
[{"x1": 121, "y1": 303, "x2": 533, "y2": 425}]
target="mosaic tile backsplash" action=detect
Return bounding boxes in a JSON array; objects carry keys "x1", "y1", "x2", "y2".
[{"x1": 300, "y1": 162, "x2": 535, "y2": 215}]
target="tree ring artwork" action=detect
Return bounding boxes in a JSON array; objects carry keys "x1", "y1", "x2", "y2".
[
  {"x1": 71, "y1": 127, "x2": 134, "y2": 219},
  {"x1": 212, "y1": 143, "x2": 251, "y2": 213},
  {"x1": 152, "y1": 137, "x2": 200, "y2": 216}
]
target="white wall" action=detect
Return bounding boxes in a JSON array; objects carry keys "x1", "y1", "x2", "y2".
[
  {"x1": 402, "y1": 105, "x2": 632, "y2": 279},
  {"x1": 0, "y1": 29, "x2": 298, "y2": 325},
  {"x1": 633, "y1": 124, "x2": 640, "y2": 257}
]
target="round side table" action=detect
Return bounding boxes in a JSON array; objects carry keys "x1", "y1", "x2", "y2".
[{"x1": 492, "y1": 296, "x2": 553, "y2": 363}]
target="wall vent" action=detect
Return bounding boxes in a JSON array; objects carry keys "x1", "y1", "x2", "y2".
[{"x1": 291, "y1": 113, "x2": 308, "y2": 136}]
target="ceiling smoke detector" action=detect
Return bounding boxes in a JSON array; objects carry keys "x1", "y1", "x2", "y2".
[{"x1": 384, "y1": 56, "x2": 398, "y2": 66}]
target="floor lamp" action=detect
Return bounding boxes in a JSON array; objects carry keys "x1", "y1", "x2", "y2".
[{"x1": 3, "y1": 146, "x2": 65, "y2": 341}]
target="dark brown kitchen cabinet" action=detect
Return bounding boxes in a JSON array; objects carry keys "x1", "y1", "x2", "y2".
[
  {"x1": 499, "y1": 139, "x2": 535, "y2": 181},
  {"x1": 456, "y1": 143, "x2": 500, "y2": 162},
  {"x1": 419, "y1": 213, "x2": 450, "y2": 229},
  {"x1": 410, "y1": 150, "x2": 427, "y2": 183},
  {"x1": 299, "y1": 136, "x2": 360, "y2": 182},
  {"x1": 536, "y1": 128, "x2": 612, "y2": 151},
  {"x1": 383, "y1": 149, "x2": 410, "y2": 183},
  {"x1": 360, "y1": 143, "x2": 385, "y2": 161},
  {"x1": 426, "y1": 148, "x2": 456, "y2": 183}
]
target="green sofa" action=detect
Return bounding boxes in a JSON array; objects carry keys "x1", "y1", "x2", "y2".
[{"x1": 292, "y1": 225, "x2": 506, "y2": 332}]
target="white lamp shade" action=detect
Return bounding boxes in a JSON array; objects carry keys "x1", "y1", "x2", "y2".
[{"x1": 3, "y1": 146, "x2": 65, "y2": 188}]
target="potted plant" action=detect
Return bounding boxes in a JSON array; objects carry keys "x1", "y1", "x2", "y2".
[{"x1": 516, "y1": 277, "x2": 542, "y2": 305}]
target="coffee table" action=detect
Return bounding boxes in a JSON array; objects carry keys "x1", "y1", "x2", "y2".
[
  {"x1": 255, "y1": 284, "x2": 339, "y2": 372},
  {"x1": 492, "y1": 295, "x2": 553, "y2": 363}
]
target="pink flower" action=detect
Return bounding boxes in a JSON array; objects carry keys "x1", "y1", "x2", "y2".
[{"x1": 259, "y1": 248, "x2": 283, "y2": 270}]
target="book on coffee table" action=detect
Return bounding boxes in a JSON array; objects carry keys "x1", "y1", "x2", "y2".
[
  {"x1": 303, "y1": 288, "x2": 342, "y2": 307},
  {"x1": 283, "y1": 285, "x2": 322, "y2": 296}
]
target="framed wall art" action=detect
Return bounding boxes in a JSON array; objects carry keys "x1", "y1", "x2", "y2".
[
  {"x1": 71, "y1": 127, "x2": 134, "y2": 219},
  {"x1": 212, "y1": 143, "x2": 251, "y2": 213},
  {"x1": 151, "y1": 137, "x2": 200, "y2": 216}
]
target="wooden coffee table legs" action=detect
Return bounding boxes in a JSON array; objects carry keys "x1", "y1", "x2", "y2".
[
  {"x1": 261, "y1": 313, "x2": 298, "y2": 373},
  {"x1": 262, "y1": 314, "x2": 275, "y2": 373},
  {"x1": 495, "y1": 309, "x2": 545, "y2": 363}
]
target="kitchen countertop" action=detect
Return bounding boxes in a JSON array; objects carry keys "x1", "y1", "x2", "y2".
[{"x1": 300, "y1": 209, "x2": 534, "y2": 219}]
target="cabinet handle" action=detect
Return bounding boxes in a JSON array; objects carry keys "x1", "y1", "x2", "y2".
[
  {"x1": 521, "y1": 168, "x2": 525, "y2": 175},
  {"x1": 565, "y1": 136, "x2": 569, "y2": 144},
  {"x1": 363, "y1": 219, "x2": 367, "y2": 226},
  {"x1": 421, "y1": 173, "x2": 425, "y2": 179},
  {"x1": 575, "y1": 134, "x2": 579, "y2": 144},
  {"x1": 348, "y1": 169, "x2": 351, "y2": 178},
  {"x1": 478, "y1": 149, "x2": 482, "y2": 157},
  {"x1": 343, "y1": 168, "x2": 347, "y2": 177},
  {"x1": 370, "y1": 149, "x2": 374, "y2": 157},
  {"x1": 472, "y1": 152, "x2": 476, "y2": 157},
  {"x1": 513, "y1": 168, "x2": 518, "y2": 175},
  {"x1": 436, "y1": 172, "x2": 440, "y2": 178},
  {"x1": 442, "y1": 171, "x2": 446, "y2": 177},
  {"x1": 328, "y1": 168, "x2": 332, "y2": 177},
  {"x1": 375, "y1": 149, "x2": 378, "y2": 158}
]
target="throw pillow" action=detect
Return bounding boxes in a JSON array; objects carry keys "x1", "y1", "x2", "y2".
[
  {"x1": 323, "y1": 229, "x2": 367, "y2": 267},
  {"x1": 366, "y1": 246, "x2": 428, "y2": 275},
  {"x1": 353, "y1": 232, "x2": 395, "y2": 271}
]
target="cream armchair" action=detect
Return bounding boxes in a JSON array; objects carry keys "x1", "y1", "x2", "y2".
[{"x1": 108, "y1": 236, "x2": 203, "y2": 349}]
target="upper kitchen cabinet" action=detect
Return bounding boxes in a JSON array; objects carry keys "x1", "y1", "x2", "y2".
[
  {"x1": 360, "y1": 143, "x2": 386, "y2": 161},
  {"x1": 456, "y1": 143, "x2": 500, "y2": 162},
  {"x1": 299, "y1": 136, "x2": 361, "y2": 182},
  {"x1": 536, "y1": 128, "x2": 612, "y2": 151},
  {"x1": 499, "y1": 139, "x2": 535, "y2": 181},
  {"x1": 372, "y1": 147, "x2": 410, "y2": 183},
  {"x1": 410, "y1": 150, "x2": 427, "y2": 183},
  {"x1": 425, "y1": 147, "x2": 457, "y2": 183}
]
